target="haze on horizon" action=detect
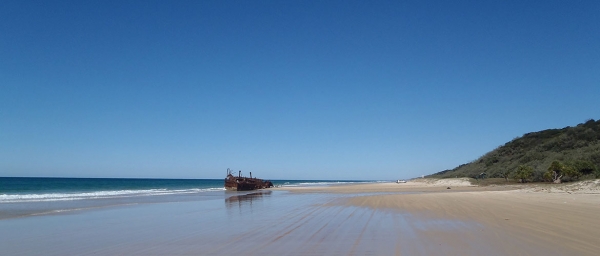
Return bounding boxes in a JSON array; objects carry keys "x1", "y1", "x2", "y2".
[{"x1": 1, "y1": 0, "x2": 599, "y2": 180}]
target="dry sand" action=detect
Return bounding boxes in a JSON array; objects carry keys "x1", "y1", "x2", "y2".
[{"x1": 279, "y1": 178, "x2": 600, "y2": 255}]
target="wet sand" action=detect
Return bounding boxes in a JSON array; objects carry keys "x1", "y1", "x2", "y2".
[
  {"x1": 286, "y1": 181, "x2": 600, "y2": 255},
  {"x1": 354, "y1": 191, "x2": 600, "y2": 255},
  {"x1": 2, "y1": 181, "x2": 599, "y2": 255}
]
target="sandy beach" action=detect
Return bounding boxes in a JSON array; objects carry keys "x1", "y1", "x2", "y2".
[
  {"x1": 335, "y1": 181, "x2": 600, "y2": 255},
  {"x1": 2, "y1": 179, "x2": 600, "y2": 255}
]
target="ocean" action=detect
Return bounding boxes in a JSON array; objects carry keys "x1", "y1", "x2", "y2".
[{"x1": 0, "y1": 177, "x2": 378, "y2": 219}]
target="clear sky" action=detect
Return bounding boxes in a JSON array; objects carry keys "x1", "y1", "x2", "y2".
[{"x1": 1, "y1": 0, "x2": 599, "y2": 180}]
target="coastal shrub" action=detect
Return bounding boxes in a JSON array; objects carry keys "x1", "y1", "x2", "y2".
[
  {"x1": 542, "y1": 171, "x2": 553, "y2": 182},
  {"x1": 500, "y1": 169, "x2": 512, "y2": 181},
  {"x1": 428, "y1": 119, "x2": 600, "y2": 181},
  {"x1": 577, "y1": 128, "x2": 597, "y2": 142},
  {"x1": 569, "y1": 160, "x2": 596, "y2": 176},
  {"x1": 532, "y1": 168, "x2": 546, "y2": 182},
  {"x1": 514, "y1": 165, "x2": 534, "y2": 183},
  {"x1": 590, "y1": 152, "x2": 600, "y2": 167},
  {"x1": 562, "y1": 164, "x2": 580, "y2": 181},
  {"x1": 545, "y1": 160, "x2": 584, "y2": 183},
  {"x1": 485, "y1": 156, "x2": 499, "y2": 167},
  {"x1": 547, "y1": 161, "x2": 565, "y2": 183},
  {"x1": 583, "y1": 119, "x2": 596, "y2": 128}
]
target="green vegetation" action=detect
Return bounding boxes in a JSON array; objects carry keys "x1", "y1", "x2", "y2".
[
  {"x1": 515, "y1": 165, "x2": 534, "y2": 183},
  {"x1": 429, "y1": 119, "x2": 600, "y2": 183}
]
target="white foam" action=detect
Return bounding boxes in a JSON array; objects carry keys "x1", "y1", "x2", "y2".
[
  {"x1": 282, "y1": 181, "x2": 374, "y2": 187},
  {"x1": 0, "y1": 187, "x2": 226, "y2": 203}
]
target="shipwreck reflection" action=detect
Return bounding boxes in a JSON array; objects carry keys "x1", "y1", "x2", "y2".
[{"x1": 225, "y1": 190, "x2": 272, "y2": 210}]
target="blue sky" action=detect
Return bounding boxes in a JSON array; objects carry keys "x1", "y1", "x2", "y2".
[{"x1": 1, "y1": 0, "x2": 599, "y2": 180}]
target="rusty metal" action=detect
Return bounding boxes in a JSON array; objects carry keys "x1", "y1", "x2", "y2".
[{"x1": 224, "y1": 168, "x2": 274, "y2": 191}]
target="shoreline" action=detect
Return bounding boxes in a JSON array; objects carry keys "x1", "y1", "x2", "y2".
[
  {"x1": 273, "y1": 178, "x2": 517, "y2": 193},
  {"x1": 2, "y1": 179, "x2": 599, "y2": 255}
]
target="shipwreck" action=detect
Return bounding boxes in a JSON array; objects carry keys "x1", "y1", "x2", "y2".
[{"x1": 224, "y1": 168, "x2": 274, "y2": 191}]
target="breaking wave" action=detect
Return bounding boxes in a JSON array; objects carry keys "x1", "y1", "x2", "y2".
[
  {"x1": 281, "y1": 181, "x2": 378, "y2": 187},
  {"x1": 0, "y1": 187, "x2": 225, "y2": 203}
]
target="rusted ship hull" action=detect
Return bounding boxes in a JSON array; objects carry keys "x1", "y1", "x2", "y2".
[{"x1": 224, "y1": 169, "x2": 273, "y2": 191}]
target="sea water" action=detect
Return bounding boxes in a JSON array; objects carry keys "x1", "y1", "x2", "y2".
[{"x1": 0, "y1": 177, "x2": 378, "y2": 219}]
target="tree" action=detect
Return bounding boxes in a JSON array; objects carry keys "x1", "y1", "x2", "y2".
[
  {"x1": 542, "y1": 171, "x2": 554, "y2": 182},
  {"x1": 563, "y1": 164, "x2": 581, "y2": 181},
  {"x1": 547, "y1": 160, "x2": 585, "y2": 182},
  {"x1": 514, "y1": 165, "x2": 534, "y2": 183},
  {"x1": 500, "y1": 169, "x2": 512, "y2": 181},
  {"x1": 547, "y1": 161, "x2": 564, "y2": 183},
  {"x1": 569, "y1": 160, "x2": 597, "y2": 176}
]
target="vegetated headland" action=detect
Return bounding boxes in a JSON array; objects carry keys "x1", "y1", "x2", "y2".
[{"x1": 429, "y1": 119, "x2": 600, "y2": 183}]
